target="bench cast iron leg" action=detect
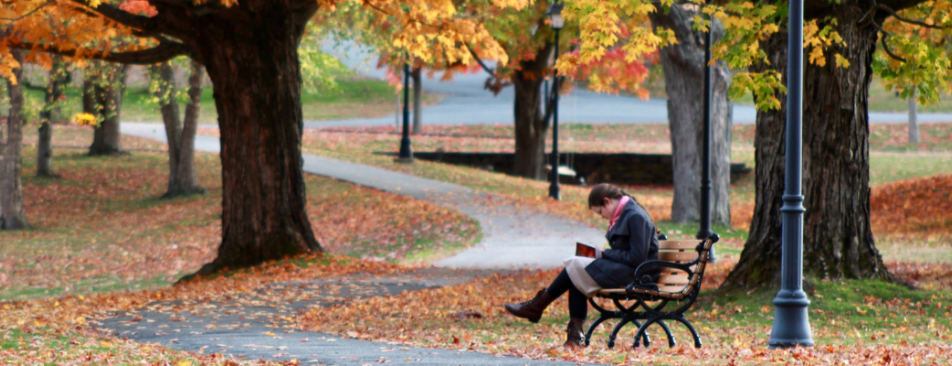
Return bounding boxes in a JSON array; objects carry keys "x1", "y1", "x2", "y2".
[
  {"x1": 657, "y1": 320, "x2": 676, "y2": 348},
  {"x1": 672, "y1": 316, "x2": 702, "y2": 348},
  {"x1": 584, "y1": 316, "x2": 610, "y2": 347},
  {"x1": 607, "y1": 319, "x2": 630, "y2": 349},
  {"x1": 633, "y1": 317, "x2": 663, "y2": 348}
]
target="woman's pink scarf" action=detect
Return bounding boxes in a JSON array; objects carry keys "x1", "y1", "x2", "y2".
[{"x1": 608, "y1": 196, "x2": 631, "y2": 231}]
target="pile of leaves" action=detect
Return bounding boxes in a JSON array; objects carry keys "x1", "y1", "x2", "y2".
[{"x1": 871, "y1": 174, "x2": 952, "y2": 235}]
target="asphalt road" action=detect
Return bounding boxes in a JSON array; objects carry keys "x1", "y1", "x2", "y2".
[{"x1": 314, "y1": 40, "x2": 952, "y2": 128}]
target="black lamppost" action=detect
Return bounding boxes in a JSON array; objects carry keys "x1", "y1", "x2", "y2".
[
  {"x1": 768, "y1": 0, "x2": 814, "y2": 349},
  {"x1": 696, "y1": 10, "x2": 713, "y2": 241},
  {"x1": 547, "y1": 3, "x2": 563, "y2": 200},
  {"x1": 397, "y1": 60, "x2": 413, "y2": 162}
]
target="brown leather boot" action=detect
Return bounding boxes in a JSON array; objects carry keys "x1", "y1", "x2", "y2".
[
  {"x1": 563, "y1": 318, "x2": 586, "y2": 348},
  {"x1": 504, "y1": 289, "x2": 555, "y2": 323}
]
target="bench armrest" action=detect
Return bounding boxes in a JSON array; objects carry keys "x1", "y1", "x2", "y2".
[{"x1": 628, "y1": 260, "x2": 698, "y2": 293}]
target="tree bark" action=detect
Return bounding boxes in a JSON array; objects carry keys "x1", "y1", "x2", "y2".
[
  {"x1": 649, "y1": 5, "x2": 732, "y2": 225},
  {"x1": 179, "y1": 4, "x2": 323, "y2": 278},
  {"x1": 908, "y1": 89, "x2": 918, "y2": 144},
  {"x1": 1, "y1": 49, "x2": 29, "y2": 230},
  {"x1": 512, "y1": 43, "x2": 554, "y2": 180},
  {"x1": 38, "y1": 57, "x2": 69, "y2": 177},
  {"x1": 411, "y1": 66, "x2": 422, "y2": 135},
  {"x1": 150, "y1": 60, "x2": 205, "y2": 198},
  {"x1": 722, "y1": 1, "x2": 901, "y2": 290},
  {"x1": 89, "y1": 64, "x2": 128, "y2": 156}
]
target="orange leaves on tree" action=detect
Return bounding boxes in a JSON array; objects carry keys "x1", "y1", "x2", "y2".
[{"x1": 118, "y1": 0, "x2": 157, "y2": 17}]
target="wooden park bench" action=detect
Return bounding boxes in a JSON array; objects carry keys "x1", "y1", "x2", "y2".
[{"x1": 583, "y1": 233, "x2": 719, "y2": 349}]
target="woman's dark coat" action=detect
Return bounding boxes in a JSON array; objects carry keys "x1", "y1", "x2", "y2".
[{"x1": 584, "y1": 200, "x2": 660, "y2": 289}]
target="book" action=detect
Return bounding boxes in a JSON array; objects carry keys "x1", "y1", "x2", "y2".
[{"x1": 576, "y1": 242, "x2": 597, "y2": 258}]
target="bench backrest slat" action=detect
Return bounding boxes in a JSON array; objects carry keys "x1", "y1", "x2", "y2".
[
  {"x1": 657, "y1": 240, "x2": 698, "y2": 250},
  {"x1": 652, "y1": 238, "x2": 714, "y2": 295},
  {"x1": 657, "y1": 251, "x2": 699, "y2": 262}
]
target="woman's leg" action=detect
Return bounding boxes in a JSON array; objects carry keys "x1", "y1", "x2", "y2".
[
  {"x1": 567, "y1": 285, "x2": 589, "y2": 319},
  {"x1": 504, "y1": 269, "x2": 571, "y2": 323}
]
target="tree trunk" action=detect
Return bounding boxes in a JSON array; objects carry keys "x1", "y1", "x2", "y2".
[
  {"x1": 411, "y1": 66, "x2": 422, "y2": 135},
  {"x1": 1, "y1": 49, "x2": 29, "y2": 230},
  {"x1": 38, "y1": 57, "x2": 69, "y2": 177},
  {"x1": 649, "y1": 5, "x2": 732, "y2": 225},
  {"x1": 89, "y1": 64, "x2": 128, "y2": 156},
  {"x1": 181, "y1": 6, "x2": 323, "y2": 278},
  {"x1": 512, "y1": 43, "x2": 554, "y2": 180},
  {"x1": 908, "y1": 89, "x2": 918, "y2": 144},
  {"x1": 175, "y1": 59, "x2": 205, "y2": 196},
  {"x1": 722, "y1": 2, "x2": 895, "y2": 290},
  {"x1": 150, "y1": 60, "x2": 205, "y2": 198}
]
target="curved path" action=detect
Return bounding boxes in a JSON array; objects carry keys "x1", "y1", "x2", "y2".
[
  {"x1": 122, "y1": 123, "x2": 606, "y2": 268},
  {"x1": 115, "y1": 123, "x2": 607, "y2": 365}
]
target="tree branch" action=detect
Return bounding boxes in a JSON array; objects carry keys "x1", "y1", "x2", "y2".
[
  {"x1": 878, "y1": 31, "x2": 908, "y2": 62},
  {"x1": 0, "y1": 0, "x2": 55, "y2": 22},
  {"x1": 466, "y1": 45, "x2": 497, "y2": 77},
  {"x1": 876, "y1": 4, "x2": 947, "y2": 29},
  {"x1": 68, "y1": 0, "x2": 162, "y2": 32},
  {"x1": 13, "y1": 40, "x2": 190, "y2": 65}
]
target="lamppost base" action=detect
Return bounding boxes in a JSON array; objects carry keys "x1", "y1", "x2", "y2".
[
  {"x1": 393, "y1": 157, "x2": 415, "y2": 164},
  {"x1": 768, "y1": 289, "x2": 814, "y2": 349}
]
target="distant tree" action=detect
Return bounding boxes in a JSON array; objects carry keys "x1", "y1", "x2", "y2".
[
  {"x1": 149, "y1": 59, "x2": 205, "y2": 198},
  {"x1": 1, "y1": 49, "x2": 29, "y2": 230},
  {"x1": 37, "y1": 56, "x2": 69, "y2": 177}
]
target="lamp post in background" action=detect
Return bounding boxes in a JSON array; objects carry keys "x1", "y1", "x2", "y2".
[
  {"x1": 547, "y1": 3, "x2": 563, "y2": 200},
  {"x1": 397, "y1": 60, "x2": 413, "y2": 163},
  {"x1": 768, "y1": 0, "x2": 814, "y2": 349},
  {"x1": 697, "y1": 8, "x2": 713, "y2": 242}
]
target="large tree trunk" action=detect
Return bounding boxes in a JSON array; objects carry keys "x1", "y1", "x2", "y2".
[
  {"x1": 722, "y1": 1, "x2": 899, "y2": 290},
  {"x1": 411, "y1": 66, "x2": 422, "y2": 135},
  {"x1": 89, "y1": 64, "x2": 128, "y2": 156},
  {"x1": 1, "y1": 49, "x2": 29, "y2": 230},
  {"x1": 512, "y1": 43, "x2": 554, "y2": 180},
  {"x1": 38, "y1": 57, "x2": 69, "y2": 177},
  {"x1": 649, "y1": 5, "x2": 732, "y2": 225},
  {"x1": 181, "y1": 4, "x2": 323, "y2": 277},
  {"x1": 150, "y1": 60, "x2": 205, "y2": 198}
]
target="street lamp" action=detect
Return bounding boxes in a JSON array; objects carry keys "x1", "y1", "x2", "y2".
[
  {"x1": 397, "y1": 60, "x2": 413, "y2": 163},
  {"x1": 768, "y1": 0, "x2": 814, "y2": 349},
  {"x1": 697, "y1": 9, "x2": 713, "y2": 241},
  {"x1": 547, "y1": 2, "x2": 563, "y2": 200}
]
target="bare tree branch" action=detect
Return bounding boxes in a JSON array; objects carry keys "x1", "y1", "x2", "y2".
[
  {"x1": 0, "y1": 0, "x2": 55, "y2": 21},
  {"x1": 877, "y1": 4, "x2": 947, "y2": 29},
  {"x1": 68, "y1": 0, "x2": 163, "y2": 32},
  {"x1": 878, "y1": 31, "x2": 908, "y2": 62},
  {"x1": 12, "y1": 40, "x2": 190, "y2": 65}
]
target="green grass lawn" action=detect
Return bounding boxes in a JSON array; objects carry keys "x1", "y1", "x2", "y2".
[{"x1": 18, "y1": 75, "x2": 438, "y2": 123}]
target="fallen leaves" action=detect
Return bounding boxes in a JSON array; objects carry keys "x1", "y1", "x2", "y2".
[{"x1": 871, "y1": 174, "x2": 952, "y2": 235}]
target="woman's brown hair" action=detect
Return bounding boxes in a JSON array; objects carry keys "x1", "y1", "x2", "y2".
[
  {"x1": 588, "y1": 183, "x2": 627, "y2": 208},
  {"x1": 588, "y1": 183, "x2": 654, "y2": 221}
]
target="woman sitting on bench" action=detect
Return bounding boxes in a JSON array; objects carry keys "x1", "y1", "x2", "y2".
[{"x1": 504, "y1": 183, "x2": 660, "y2": 348}]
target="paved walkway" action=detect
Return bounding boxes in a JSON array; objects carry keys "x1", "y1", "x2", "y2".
[
  {"x1": 117, "y1": 123, "x2": 607, "y2": 365},
  {"x1": 122, "y1": 123, "x2": 606, "y2": 268},
  {"x1": 97, "y1": 269, "x2": 580, "y2": 366}
]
